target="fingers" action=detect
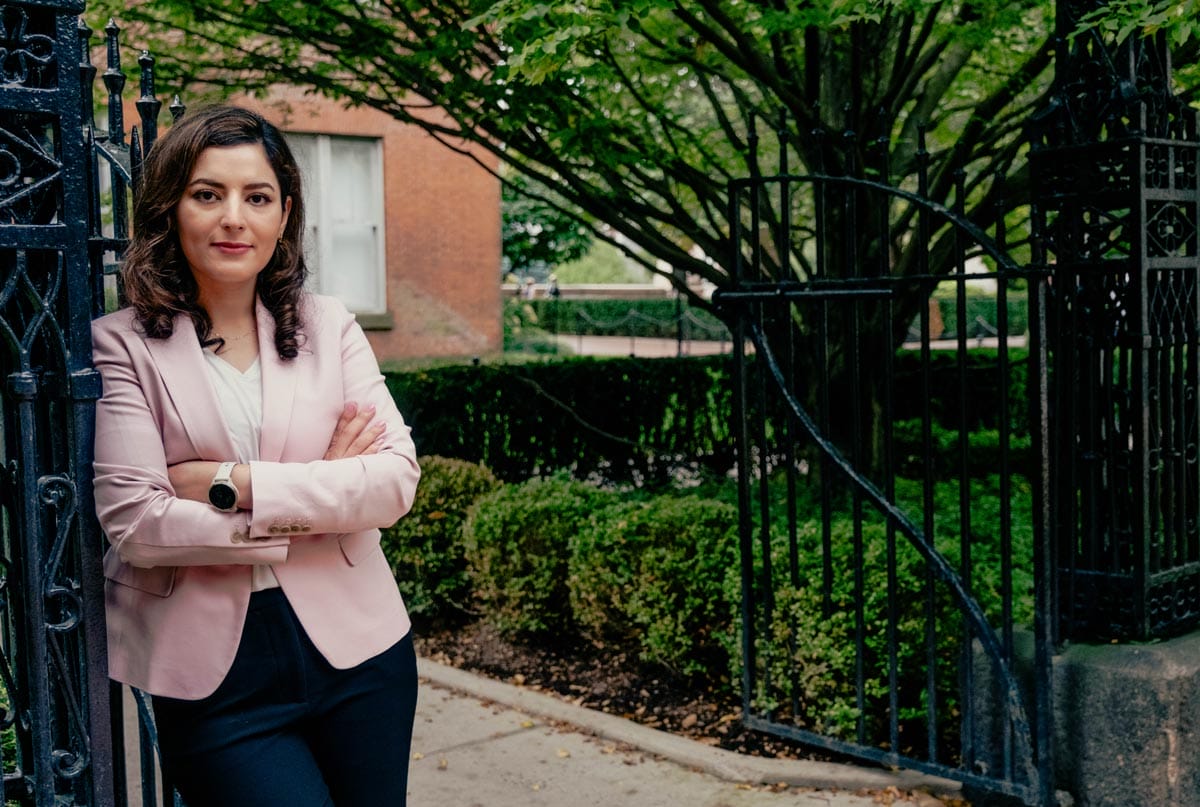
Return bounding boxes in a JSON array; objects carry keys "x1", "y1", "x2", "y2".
[
  {"x1": 324, "y1": 402, "x2": 386, "y2": 460},
  {"x1": 323, "y1": 402, "x2": 358, "y2": 460},
  {"x1": 345, "y1": 420, "x2": 387, "y2": 458}
]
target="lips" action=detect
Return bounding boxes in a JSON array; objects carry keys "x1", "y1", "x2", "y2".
[{"x1": 212, "y1": 242, "x2": 253, "y2": 254}]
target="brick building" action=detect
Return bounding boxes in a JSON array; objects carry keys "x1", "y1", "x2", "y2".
[{"x1": 243, "y1": 88, "x2": 502, "y2": 363}]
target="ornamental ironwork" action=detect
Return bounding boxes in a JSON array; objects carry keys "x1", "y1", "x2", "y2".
[
  {"x1": 0, "y1": 0, "x2": 111, "y2": 803},
  {"x1": 1032, "y1": 0, "x2": 1200, "y2": 641}
]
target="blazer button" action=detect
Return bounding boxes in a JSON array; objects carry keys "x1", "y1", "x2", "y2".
[
  {"x1": 268, "y1": 525, "x2": 281, "y2": 534},
  {"x1": 230, "y1": 532, "x2": 242, "y2": 544}
]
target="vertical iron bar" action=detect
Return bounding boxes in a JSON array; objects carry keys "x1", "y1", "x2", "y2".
[
  {"x1": 1028, "y1": 190, "x2": 1057, "y2": 805},
  {"x1": 914, "y1": 126, "x2": 940, "y2": 763},
  {"x1": 78, "y1": 19, "x2": 95, "y2": 132},
  {"x1": 840, "y1": 128, "x2": 868, "y2": 745},
  {"x1": 952, "y1": 168, "x2": 976, "y2": 773},
  {"x1": 875, "y1": 130, "x2": 900, "y2": 758},
  {"x1": 13, "y1": 377, "x2": 55, "y2": 805},
  {"x1": 1134, "y1": 139, "x2": 1150, "y2": 637},
  {"x1": 730, "y1": 182, "x2": 758, "y2": 725}
]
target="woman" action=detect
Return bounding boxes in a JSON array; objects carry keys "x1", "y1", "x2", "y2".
[{"x1": 92, "y1": 105, "x2": 421, "y2": 806}]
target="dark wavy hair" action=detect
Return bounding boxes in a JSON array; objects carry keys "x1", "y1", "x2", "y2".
[{"x1": 121, "y1": 104, "x2": 307, "y2": 359}]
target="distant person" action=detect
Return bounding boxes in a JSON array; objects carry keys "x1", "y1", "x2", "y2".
[
  {"x1": 547, "y1": 273, "x2": 561, "y2": 299},
  {"x1": 92, "y1": 105, "x2": 422, "y2": 806},
  {"x1": 521, "y1": 275, "x2": 537, "y2": 299}
]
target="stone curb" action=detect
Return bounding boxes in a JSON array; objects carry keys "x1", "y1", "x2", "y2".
[{"x1": 417, "y1": 658, "x2": 962, "y2": 798}]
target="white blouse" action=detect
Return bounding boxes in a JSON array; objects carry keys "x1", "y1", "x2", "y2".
[{"x1": 202, "y1": 350, "x2": 279, "y2": 591}]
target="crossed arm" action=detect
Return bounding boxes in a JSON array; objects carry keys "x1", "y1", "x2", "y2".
[
  {"x1": 93, "y1": 302, "x2": 421, "y2": 568},
  {"x1": 166, "y1": 401, "x2": 388, "y2": 508}
]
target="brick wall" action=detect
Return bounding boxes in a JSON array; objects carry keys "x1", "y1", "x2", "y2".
[{"x1": 245, "y1": 88, "x2": 501, "y2": 363}]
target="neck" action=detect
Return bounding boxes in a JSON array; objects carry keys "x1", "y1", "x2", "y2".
[{"x1": 200, "y1": 288, "x2": 258, "y2": 338}]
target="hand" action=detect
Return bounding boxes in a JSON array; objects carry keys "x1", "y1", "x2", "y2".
[{"x1": 324, "y1": 402, "x2": 386, "y2": 460}]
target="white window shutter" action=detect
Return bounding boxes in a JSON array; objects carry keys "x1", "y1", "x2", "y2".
[{"x1": 283, "y1": 132, "x2": 386, "y2": 314}]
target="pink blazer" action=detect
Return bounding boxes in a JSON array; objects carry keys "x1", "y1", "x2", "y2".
[{"x1": 92, "y1": 293, "x2": 420, "y2": 700}]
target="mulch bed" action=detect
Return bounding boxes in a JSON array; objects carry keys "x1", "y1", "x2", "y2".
[{"x1": 412, "y1": 619, "x2": 970, "y2": 806}]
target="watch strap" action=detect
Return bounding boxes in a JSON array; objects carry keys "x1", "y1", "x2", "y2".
[{"x1": 213, "y1": 461, "x2": 237, "y2": 485}]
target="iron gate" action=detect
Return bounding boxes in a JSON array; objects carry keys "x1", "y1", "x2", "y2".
[
  {"x1": 0, "y1": 0, "x2": 113, "y2": 803},
  {"x1": 715, "y1": 123, "x2": 1055, "y2": 806},
  {"x1": 1, "y1": 2, "x2": 178, "y2": 802}
]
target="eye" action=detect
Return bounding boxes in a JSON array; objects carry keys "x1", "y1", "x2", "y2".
[
  {"x1": 248, "y1": 193, "x2": 274, "y2": 206},
  {"x1": 191, "y1": 189, "x2": 219, "y2": 202}
]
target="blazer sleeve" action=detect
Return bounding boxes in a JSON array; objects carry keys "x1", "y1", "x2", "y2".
[
  {"x1": 92, "y1": 317, "x2": 291, "y2": 569},
  {"x1": 246, "y1": 300, "x2": 421, "y2": 539}
]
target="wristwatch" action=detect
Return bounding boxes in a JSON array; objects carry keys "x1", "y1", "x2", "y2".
[{"x1": 208, "y1": 461, "x2": 240, "y2": 512}]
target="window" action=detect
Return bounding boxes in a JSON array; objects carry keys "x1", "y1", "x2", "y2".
[{"x1": 287, "y1": 134, "x2": 387, "y2": 316}]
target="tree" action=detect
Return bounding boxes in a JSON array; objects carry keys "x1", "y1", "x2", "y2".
[
  {"x1": 93, "y1": 1, "x2": 1064, "y2": 285},
  {"x1": 502, "y1": 174, "x2": 593, "y2": 281},
  {"x1": 90, "y1": 0, "x2": 1199, "y2": 472},
  {"x1": 90, "y1": 0, "x2": 1200, "y2": 292}
]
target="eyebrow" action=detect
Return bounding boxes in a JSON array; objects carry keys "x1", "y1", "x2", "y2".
[{"x1": 187, "y1": 178, "x2": 278, "y2": 192}]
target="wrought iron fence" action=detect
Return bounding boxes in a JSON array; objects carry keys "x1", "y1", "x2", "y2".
[
  {"x1": 715, "y1": 117, "x2": 1056, "y2": 805},
  {"x1": 1, "y1": 3, "x2": 184, "y2": 803},
  {"x1": 1031, "y1": 12, "x2": 1200, "y2": 642},
  {"x1": 79, "y1": 15, "x2": 186, "y2": 807},
  {"x1": 0, "y1": 0, "x2": 112, "y2": 803}
]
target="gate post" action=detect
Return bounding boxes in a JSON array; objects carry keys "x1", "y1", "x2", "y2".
[
  {"x1": 1033, "y1": 0, "x2": 1200, "y2": 643},
  {"x1": 0, "y1": 0, "x2": 115, "y2": 804},
  {"x1": 1030, "y1": 2, "x2": 1200, "y2": 804}
]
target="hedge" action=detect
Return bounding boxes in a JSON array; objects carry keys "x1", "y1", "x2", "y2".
[
  {"x1": 394, "y1": 457, "x2": 1033, "y2": 748},
  {"x1": 512, "y1": 298, "x2": 731, "y2": 340},
  {"x1": 386, "y1": 355, "x2": 737, "y2": 484},
  {"x1": 385, "y1": 350, "x2": 1031, "y2": 484}
]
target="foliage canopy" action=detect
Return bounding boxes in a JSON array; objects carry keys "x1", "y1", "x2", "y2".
[{"x1": 92, "y1": 0, "x2": 1200, "y2": 296}]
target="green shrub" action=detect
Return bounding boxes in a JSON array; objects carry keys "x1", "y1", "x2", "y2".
[
  {"x1": 931, "y1": 292, "x2": 1028, "y2": 339},
  {"x1": 464, "y1": 475, "x2": 623, "y2": 637},
  {"x1": 569, "y1": 496, "x2": 738, "y2": 676},
  {"x1": 517, "y1": 298, "x2": 731, "y2": 341},
  {"x1": 730, "y1": 473, "x2": 1033, "y2": 744},
  {"x1": 381, "y1": 456, "x2": 501, "y2": 624},
  {"x1": 892, "y1": 419, "x2": 1033, "y2": 478}
]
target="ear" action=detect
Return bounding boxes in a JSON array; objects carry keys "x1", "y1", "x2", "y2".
[{"x1": 279, "y1": 196, "x2": 293, "y2": 238}]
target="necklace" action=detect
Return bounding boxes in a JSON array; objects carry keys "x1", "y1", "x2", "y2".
[{"x1": 217, "y1": 328, "x2": 255, "y2": 343}]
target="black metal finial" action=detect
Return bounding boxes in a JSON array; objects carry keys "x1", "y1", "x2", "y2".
[
  {"x1": 102, "y1": 18, "x2": 125, "y2": 146},
  {"x1": 136, "y1": 51, "x2": 162, "y2": 150}
]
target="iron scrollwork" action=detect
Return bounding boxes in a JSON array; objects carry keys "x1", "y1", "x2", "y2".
[{"x1": 0, "y1": 6, "x2": 55, "y2": 88}]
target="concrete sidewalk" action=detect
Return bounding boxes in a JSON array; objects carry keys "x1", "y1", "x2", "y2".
[{"x1": 409, "y1": 659, "x2": 962, "y2": 806}]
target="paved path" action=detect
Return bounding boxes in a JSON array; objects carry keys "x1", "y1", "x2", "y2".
[{"x1": 410, "y1": 659, "x2": 962, "y2": 807}]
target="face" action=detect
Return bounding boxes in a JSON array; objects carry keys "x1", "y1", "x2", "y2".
[{"x1": 175, "y1": 143, "x2": 292, "y2": 303}]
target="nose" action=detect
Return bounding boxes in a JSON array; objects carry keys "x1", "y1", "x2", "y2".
[{"x1": 220, "y1": 199, "x2": 246, "y2": 231}]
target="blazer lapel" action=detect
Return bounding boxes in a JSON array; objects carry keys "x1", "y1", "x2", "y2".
[
  {"x1": 256, "y1": 299, "x2": 298, "y2": 462},
  {"x1": 143, "y1": 316, "x2": 238, "y2": 461}
]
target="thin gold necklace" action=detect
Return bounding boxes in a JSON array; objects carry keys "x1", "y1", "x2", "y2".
[{"x1": 217, "y1": 328, "x2": 255, "y2": 342}]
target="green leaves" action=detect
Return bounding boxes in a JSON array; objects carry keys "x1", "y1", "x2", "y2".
[{"x1": 1074, "y1": 0, "x2": 1200, "y2": 49}]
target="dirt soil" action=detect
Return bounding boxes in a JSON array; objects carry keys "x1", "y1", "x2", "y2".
[{"x1": 413, "y1": 619, "x2": 970, "y2": 806}]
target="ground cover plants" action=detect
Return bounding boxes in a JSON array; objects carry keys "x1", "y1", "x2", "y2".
[{"x1": 382, "y1": 454, "x2": 1035, "y2": 766}]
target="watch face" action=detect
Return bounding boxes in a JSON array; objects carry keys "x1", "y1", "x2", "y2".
[{"x1": 209, "y1": 483, "x2": 238, "y2": 511}]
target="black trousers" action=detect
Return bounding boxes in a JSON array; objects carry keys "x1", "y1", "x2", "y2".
[{"x1": 151, "y1": 588, "x2": 418, "y2": 807}]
